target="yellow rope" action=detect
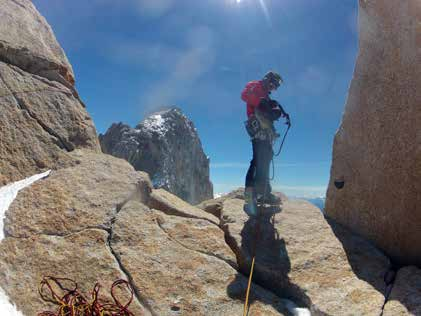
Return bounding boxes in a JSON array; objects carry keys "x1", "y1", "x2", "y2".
[{"x1": 243, "y1": 256, "x2": 256, "y2": 316}]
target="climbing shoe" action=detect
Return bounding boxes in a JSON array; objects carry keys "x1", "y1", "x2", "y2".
[{"x1": 243, "y1": 187, "x2": 258, "y2": 217}]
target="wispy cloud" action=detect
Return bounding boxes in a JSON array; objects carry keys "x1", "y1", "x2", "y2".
[
  {"x1": 108, "y1": 41, "x2": 181, "y2": 72},
  {"x1": 219, "y1": 66, "x2": 234, "y2": 73},
  {"x1": 133, "y1": 0, "x2": 174, "y2": 18},
  {"x1": 272, "y1": 185, "x2": 327, "y2": 198},
  {"x1": 296, "y1": 65, "x2": 332, "y2": 95},
  {"x1": 273, "y1": 185, "x2": 326, "y2": 191},
  {"x1": 212, "y1": 182, "x2": 327, "y2": 198},
  {"x1": 348, "y1": 7, "x2": 358, "y2": 36},
  {"x1": 33, "y1": 0, "x2": 176, "y2": 52},
  {"x1": 140, "y1": 26, "x2": 216, "y2": 113},
  {"x1": 211, "y1": 162, "x2": 249, "y2": 168},
  {"x1": 211, "y1": 161, "x2": 330, "y2": 169}
]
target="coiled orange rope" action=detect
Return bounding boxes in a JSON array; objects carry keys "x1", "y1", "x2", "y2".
[{"x1": 37, "y1": 276, "x2": 137, "y2": 316}]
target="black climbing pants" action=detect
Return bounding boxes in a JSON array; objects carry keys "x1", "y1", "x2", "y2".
[{"x1": 245, "y1": 139, "x2": 273, "y2": 195}]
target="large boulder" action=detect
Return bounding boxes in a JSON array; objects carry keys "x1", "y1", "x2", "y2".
[
  {"x1": 217, "y1": 194, "x2": 390, "y2": 315},
  {"x1": 0, "y1": 150, "x2": 289, "y2": 315},
  {"x1": 0, "y1": 0, "x2": 74, "y2": 86},
  {"x1": 325, "y1": 0, "x2": 421, "y2": 265},
  {"x1": 99, "y1": 108, "x2": 213, "y2": 205},
  {"x1": 111, "y1": 201, "x2": 288, "y2": 315},
  {"x1": 4, "y1": 150, "x2": 152, "y2": 238},
  {"x1": 0, "y1": 0, "x2": 100, "y2": 186},
  {"x1": 0, "y1": 62, "x2": 100, "y2": 185},
  {"x1": 148, "y1": 188, "x2": 219, "y2": 225}
]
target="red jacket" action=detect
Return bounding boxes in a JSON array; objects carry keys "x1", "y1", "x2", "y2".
[{"x1": 241, "y1": 80, "x2": 270, "y2": 118}]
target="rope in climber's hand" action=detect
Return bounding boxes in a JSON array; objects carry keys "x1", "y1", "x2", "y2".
[{"x1": 284, "y1": 113, "x2": 291, "y2": 126}]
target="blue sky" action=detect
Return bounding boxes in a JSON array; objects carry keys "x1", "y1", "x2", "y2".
[{"x1": 33, "y1": 0, "x2": 358, "y2": 198}]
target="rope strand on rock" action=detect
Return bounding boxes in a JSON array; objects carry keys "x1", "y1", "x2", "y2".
[{"x1": 37, "y1": 276, "x2": 136, "y2": 316}]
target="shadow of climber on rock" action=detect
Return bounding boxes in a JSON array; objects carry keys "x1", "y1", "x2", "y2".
[
  {"x1": 227, "y1": 205, "x2": 314, "y2": 312},
  {"x1": 226, "y1": 206, "x2": 283, "y2": 307}
]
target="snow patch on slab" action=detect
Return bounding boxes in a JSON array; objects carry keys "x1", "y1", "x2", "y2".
[
  {"x1": 281, "y1": 299, "x2": 311, "y2": 316},
  {"x1": 0, "y1": 172, "x2": 50, "y2": 315},
  {"x1": 0, "y1": 170, "x2": 51, "y2": 241},
  {"x1": 0, "y1": 287, "x2": 23, "y2": 316}
]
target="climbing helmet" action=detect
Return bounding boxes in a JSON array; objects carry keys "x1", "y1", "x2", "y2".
[{"x1": 263, "y1": 71, "x2": 283, "y2": 89}]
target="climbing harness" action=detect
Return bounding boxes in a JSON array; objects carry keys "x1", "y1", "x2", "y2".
[{"x1": 37, "y1": 276, "x2": 136, "y2": 316}]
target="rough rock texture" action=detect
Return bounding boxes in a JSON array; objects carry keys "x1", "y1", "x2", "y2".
[
  {"x1": 0, "y1": 62, "x2": 100, "y2": 185},
  {"x1": 0, "y1": 0, "x2": 74, "y2": 86},
  {"x1": 218, "y1": 194, "x2": 390, "y2": 315},
  {"x1": 1, "y1": 150, "x2": 289, "y2": 315},
  {"x1": 99, "y1": 108, "x2": 213, "y2": 205},
  {"x1": 0, "y1": 0, "x2": 100, "y2": 185},
  {"x1": 197, "y1": 188, "x2": 287, "y2": 219},
  {"x1": 383, "y1": 266, "x2": 421, "y2": 316},
  {"x1": 154, "y1": 208, "x2": 237, "y2": 269},
  {"x1": 111, "y1": 200, "x2": 288, "y2": 316},
  {"x1": 0, "y1": 229, "x2": 147, "y2": 316},
  {"x1": 148, "y1": 188, "x2": 219, "y2": 225},
  {"x1": 325, "y1": 0, "x2": 421, "y2": 265},
  {"x1": 4, "y1": 150, "x2": 152, "y2": 238}
]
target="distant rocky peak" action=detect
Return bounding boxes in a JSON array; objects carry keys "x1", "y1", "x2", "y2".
[
  {"x1": 136, "y1": 108, "x2": 199, "y2": 140},
  {"x1": 100, "y1": 107, "x2": 213, "y2": 205}
]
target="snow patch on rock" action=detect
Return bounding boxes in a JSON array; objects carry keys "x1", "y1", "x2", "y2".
[
  {"x1": 281, "y1": 299, "x2": 311, "y2": 316},
  {"x1": 142, "y1": 114, "x2": 169, "y2": 137},
  {"x1": 0, "y1": 287, "x2": 23, "y2": 316},
  {"x1": 0, "y1": 170, "x2": 50, "y2": 316},
  {"x1": 0, "y1": 170, "x2": 51, "y2": 241}
]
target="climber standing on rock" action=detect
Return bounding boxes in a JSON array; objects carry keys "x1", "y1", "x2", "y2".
[{"x1": 242, "y1": 71, "x2": 291, "y2": 216}]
